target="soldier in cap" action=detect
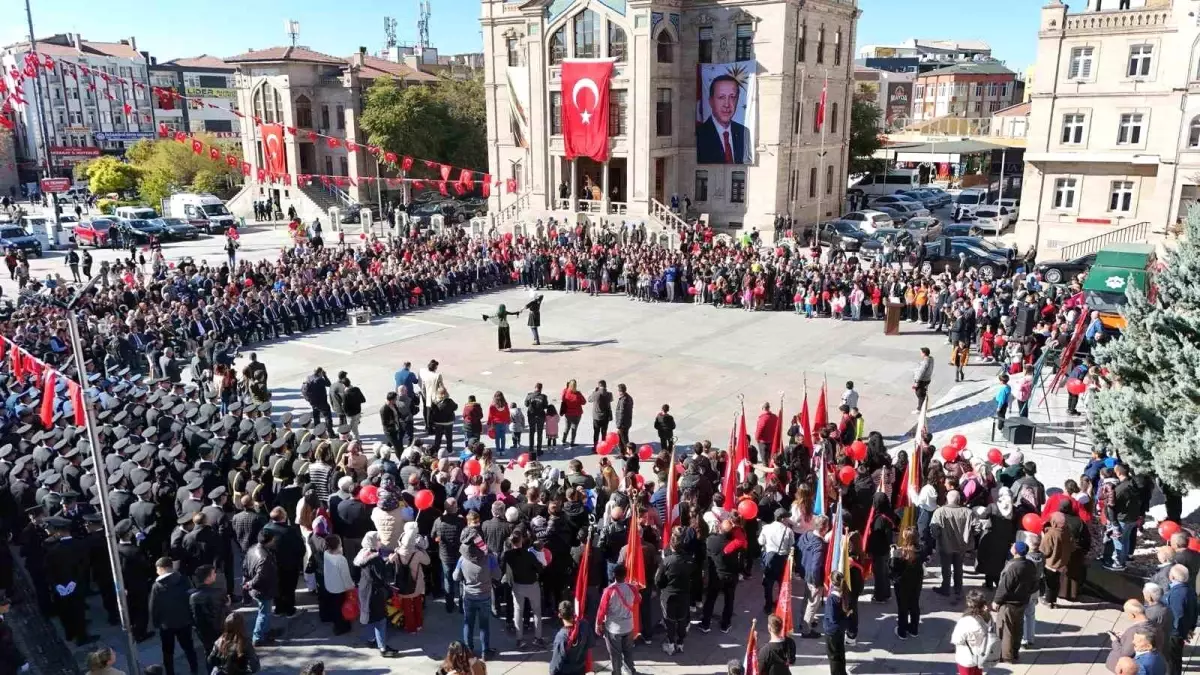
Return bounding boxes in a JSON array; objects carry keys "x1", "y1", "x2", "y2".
[
  {"x1": 107, "y1": 469, "x2": 134, "y2": 521},
  {"x1": 202, "y1": 486, "x2": 236, "y2": 596},
  {"x1": 0, "y1": 589, "x2": 29, "y2": 674},
  {"x1": 129, "y1": 482, "x2": 164, "y2": 558},
  {"x1": 177, "y1": 476, "x2": 205, "y2": 520},
  {"x1": 115, "y1": 519, "x2": 155, "y2": 642},
  {"x1": 43, "y1": 515, "x2": 95, "y2": 644},
  {"x1": 18, "y1": 504, "x2": 51, "y2": 614},
  {"x1": 82, "y1": 512, "x2": 119, "y2": 625}
]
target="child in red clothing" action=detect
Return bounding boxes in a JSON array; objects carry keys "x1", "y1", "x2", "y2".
[{"x1": 979, "y1": 327, "x2": 995, "y2": 362}]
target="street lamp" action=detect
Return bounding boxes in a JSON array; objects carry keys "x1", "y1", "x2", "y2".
[{"x1": 20, "y1": 276, "x2": 140, "y2": 675}]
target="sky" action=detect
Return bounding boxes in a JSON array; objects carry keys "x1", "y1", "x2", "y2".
[{"x1": 0, "y1": 0, "x2": 1043, "y2": 71}]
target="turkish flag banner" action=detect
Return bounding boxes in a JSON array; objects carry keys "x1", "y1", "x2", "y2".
[
  {"x1": 261, "y1": 124, "x2": 286, "y2": 175},
  {"x1": 401, "y1": 156, "x2": 413, "y2": 172},
  {"x1": 384, "y1": 152, "x2": 398, "y2": 165},
  {"x1": 209, "y1": 147, "x2": 222, "y2": 162},
  {"x1": 174, "y1": 131, "x2": 187, "y2": 143},
  {"x1": 439, "y1": 164, "x2": 452, "y2": 181},
  {"x1": 191, "y1": 139, "x2": 204, "y2": 155},
  {"x1": 157, "y1": 123, "x2": 169, "y2": 138},
  {"x1": 438, "y1": 181, "x2": 448, "y2": 196},
  {"x1": 241, "y1": 162, "x2": 252, "y2": 177},
  {"x1": 481, "y1": 176, "x2": 491, "y2": 198},
  {"x1": 561, "y1": 59, "x2": 614, "y2": 162},
  {"x1": 226, "y1": 155, "x2": 238, "y2": 168}
]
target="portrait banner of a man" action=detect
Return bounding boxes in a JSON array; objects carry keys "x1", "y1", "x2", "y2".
[{"x1": 695, "y1": 61, "x2": 756, "y2": 165}]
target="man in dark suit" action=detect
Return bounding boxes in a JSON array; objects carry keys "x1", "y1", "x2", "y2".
[{"x1": 697, "y1": 74, "x2": 750, "y2": 164}]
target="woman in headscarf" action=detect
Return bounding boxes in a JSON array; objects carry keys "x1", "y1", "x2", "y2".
[
  {"x1": 1039, "y1": 511, "x2": 1075, "y2": 609},
  {"x1": 1057, "y1": 498, "x2": 1090, "y2": 603},
  {"x1": 481, "y1": 304, "x2": 521, "y2": 351},
  {"x1": 370, "y1": 489, "x2": 405, "y2": 551},
  {"x1": 393, "y1": 522, "x2": 430, "y2": 633},
  {"x1": 975, "y1": 486, "x2": 1017, "y2": 591},
  {"x1": 354, "y1": 531, "x2": 399, "y2": 657}
]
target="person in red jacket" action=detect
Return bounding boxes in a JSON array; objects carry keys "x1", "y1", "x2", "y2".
[
  {"x1": 487, "y1": 391, "x2": 512, "y2": 455},
  {"x1": 755, "y1": 402, "x2": 779, "y2": 460},
  {"x1": 559, "y1": 379, "x2": 587, "y2": 447}
]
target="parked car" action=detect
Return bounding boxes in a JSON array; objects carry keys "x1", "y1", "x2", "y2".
[
  {"x1": 816, "y1": 220, "x2": 869, "y2": 251},
  {"x1": 1035, "y1": 252, "x2": 1097, "y2": 284},
  {"x1": 970, "y1": 206, "x2": 1015, "y2": 235},
  {"x1": 995, "y1": 198, "x2": 1020, "y2": 216},
  {"x1": 942, "y1": 222, "x2": 979, "y2": 238},
  {"x1": 75, "y1": 217, "x2": 118, "y2": 247},
  {"x1": 409, "y1": 201, "x2": 465, "y2": 226},
  {"x1": 0, "y1": 224, "x2": 43, "y2": 257},
  {"x1": 881, "y1": 200, "x2": 930, "y2": 220},
  {"x1": 951, "y1": 188, "x2": 989, "y2": 221},
  {"x1": 114, "y1": 218, "x2": 165, "y2": 244},
  {"x1": 871, "y1": 205, "x2": 913, "y2": 225},
  {"x1": 901, "y1": 188, "x2": 951, "y2": 209},
  {"x1": 153, "y1": 217, "x2": 199, "y2": 240},
  {"x1": 902, "y1": 216, "x2": 943, "y2": 242},
  {"x1": 839, "y1": 209, "x2": 894, "y2": 232},
  {"x1": 921, "y1": 238, "x2": 1012, "y2": 279},
  {"x1": 872, "y1": 194, "x2": 923, "y2": 207},
  {"x1": 859, "y1": 228, "x2": 915, "y2": 257}
]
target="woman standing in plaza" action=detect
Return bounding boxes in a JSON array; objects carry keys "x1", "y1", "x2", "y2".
[
  {"x1": 482, "y1": 304, "x2": 521, "y2": 351},
  {"x1": 560, "y1": 380, "x2": 586, "y2": 446}
]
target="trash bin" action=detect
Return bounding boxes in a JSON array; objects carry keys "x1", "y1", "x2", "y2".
[{"x1": 885, "y1": 301, "x2": 903, "y2": 335}]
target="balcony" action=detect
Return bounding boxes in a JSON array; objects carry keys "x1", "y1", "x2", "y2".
[{"x1": 1063, "y1": 6, "x2": 1173, "y2": 35}]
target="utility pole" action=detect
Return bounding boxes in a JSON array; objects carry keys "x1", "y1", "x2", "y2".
[{"x1": 23, "y1": 0, "x2": 53, "y2": 180}]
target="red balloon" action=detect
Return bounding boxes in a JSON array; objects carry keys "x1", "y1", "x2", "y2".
[
  {"x1": 1159, "y1": 521, "x2": 1182, "y2": 541},
  {"x1": 950, "y1": 434, "x2": 968, "y2": 451},
  {"x1": 597, "y1": 442, "x2": 614, "y2": 456},
  {"x1": 737, "y1": 499, "x2": 759, "y2": 520},
  {"x1": 941, "y1": 445, "x2": 959, "y2": 462},
  {"x1": 848, "y1": 440, "x2": 867, "y2": 462},
  {"x1": 1189, "y1": 537, "x2": 1200, "y2": 553},
  {"x1": 675, "y1": 462, "x2": 685, "y2": 476},
  {"x1": 725, "y1": 294, "x2": 734, "y2": 304},
  {"x1": 638, "y1": 445, "x2": 654, "y2": 461},
  {"x1": 837, "y1": 466, "x2": 856, "y2": 486},
  {"x1": 360, "y1": 485, "x2": 379, "y2": 506},
  {"x1": 414, "y1": 489, "x2": 434, "y2": 511},
  {"x1": 412, "y1": 286, "x2": 423, "y2": 295},
  {"x1": 518, "y1": 453, "x2": 531, "y2": 468},
  {"x1": 606, "y1": 432, "x2": 620, "y2": 448},
  {"x1": 687, "y1": 287, "x2": 698, "y2": 296},
  {"x1": 1021, "y1": 513, "x2": 1044, "y2": 533},
  {"x1": 463, "y1": 458, "x2": 482, "y2": 478},
  {"x1": 1066, "y1": 378, "x2": 1087, "y2": 396},
  {"x1": 987, "y1": 448, "x2": 1003, "y2": 465},
  {"x1": 634, "y1": 474, "x2": 646, "y2": 489}
]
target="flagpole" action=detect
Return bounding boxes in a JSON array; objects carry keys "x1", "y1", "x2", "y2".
[{"x1": 815, "y1": 69, "x2": 829, "y2": 224}]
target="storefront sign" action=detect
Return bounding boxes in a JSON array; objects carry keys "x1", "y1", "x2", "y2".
[
  {"x1": 187, "y1": 87, "x2": 236, "y2": 99},
  {"x1": 93, "y1": 131, "x2": 157, "y2": 142},
  {"x1": 49, "y1": 146, "x2": 101, "y2": 159},
  {"x1": 40, "y1": 177, "x2": 72, "y2": 193},
  {"x1": 63, "y1": 125, "x2": 92, "y2": 134}
]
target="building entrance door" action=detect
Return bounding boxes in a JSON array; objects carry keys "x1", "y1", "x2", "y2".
[{"x1": 654, "y1": 157, "x2": 665, "y2": 203}]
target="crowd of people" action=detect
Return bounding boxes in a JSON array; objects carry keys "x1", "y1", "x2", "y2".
[{"x1": 0, "y1": 217, "x2": 1181, "y2": 675}]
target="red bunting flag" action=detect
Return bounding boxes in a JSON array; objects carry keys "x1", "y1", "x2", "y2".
[
  {"x1": 439, "y1": 164, "x2": 452, "y2": 181},
  {"x1": 384, "y1": 152, "x2": 398, "y2": 165},
  {"x1": 327, "y1": 137, "x2": 341, "y2": 149},
  {"x1": 411, "y1": 180, "x2": 424, "y2": 190},
  {"x1": 286, "y1": 126, "x2": 297, "y2": 135},
  {"x1": 505, "y1": 178, "x2": 517, "y2": 194},
  {"x1": 481, "y1": 174, "x2": 491, "y2": 198},
  {"x1": 282, "y1": 174, "x2": 291, "y2": 186},
  {"x1": 191, "y1": 139, "x2": 204, "y2": 155},
  {"x1": 174, "y1": 131, "x2": 187, "y2": 142},
  {"x1": 437, "y1": 181, "x2": 448, "y2": 196},
  {"x1": 209, "y1": 147, "x2": 222, "y2": 162},
  {"x1": 226, "y1": 155, "x2": 238, "y2": 168},
  {"x1": 122, "y1": 103, "x2": 132, "y2": 116},
  {"x1": 69, "y1": 381, "x2": 85, "y2": 426},
  {"x1": 457, "y1": 169, "x2": 473, "y2": 187},
  {"x1": 424, "y1": 160, "x2": 437, "y2": 169},
  {"x1": 11, "y1": 349, "x2": 22, "y2": 380},
  {"x1": 43, "y1": 54, "x2": 54, "y2": 71},
  {"x1": 307, "y1": 131, "x2": 318, "y2": 143},
  {"x1": 401, "y1": 156, "x2": 413, "y2": 172},
  {"x1": 571, "y1": 531, "x2": 594, "y2": 673},
  {"x1": 345, "y1": 142, "x2": 357, "y2": 154},
  {"x1": 256, "y1": 168, "x2": 267, "y2": 183},
  {"x1": 241, "y1": 161, "x2": 251, "y2": 177},
  {"x1": 40, "y1": 372, "x2": 56, "y2": 428},
  {"x1": 744, "y1": 622, "x2": 759, "y2": 675}
]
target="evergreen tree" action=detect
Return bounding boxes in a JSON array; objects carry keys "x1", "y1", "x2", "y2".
[{"x1": 1090, "y1": 206, "x2": 1200, "y2": 488}]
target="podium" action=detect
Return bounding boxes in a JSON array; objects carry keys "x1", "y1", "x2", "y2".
[
  {"x1": 349, "y1": 308, "x2": 371, "y2": 326},
  {"x1": 884, "y1": 302, "x2": 903, "y2": 335}
]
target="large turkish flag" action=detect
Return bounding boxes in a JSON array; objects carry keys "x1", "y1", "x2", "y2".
[
  {"x1": 561, "y1": 59, "x2": 613, "y2": 162},
  {"x1": 261, "y1": 124, "x2": 286, "y2": 175}
]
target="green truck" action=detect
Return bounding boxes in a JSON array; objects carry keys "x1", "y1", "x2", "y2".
[{"x1": 1082, "y1": 242, "x2": 1158, "y2": 331}]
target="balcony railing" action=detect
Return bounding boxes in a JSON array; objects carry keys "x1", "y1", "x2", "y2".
[{"x1": 1063, "y1": 8, "x2": 1172, "y2": 34}]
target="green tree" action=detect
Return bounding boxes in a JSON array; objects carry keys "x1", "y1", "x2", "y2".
[
  {"x1": 359, "y1": 75, "x2": 487, "y2": 174},
  {"x1": 125, "y1": 135, "x2": 241, "y2": 203},
  {"x1": 137, "y1": 166, "x2": 175, "y2": 207},
  {"x1": 1089, "y1": 206, "x2": 1200, "y2": 488},
  {"x1": 848, "y1": 98, "x2": 885, "y2": 176},
  {"x1": 190, "y1": 168, "x2": 226, "y2": 195},
  {"x1": 80, "y1": 156, "x2": 139, "y2": 195}
]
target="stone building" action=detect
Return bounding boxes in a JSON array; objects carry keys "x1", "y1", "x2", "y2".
[{"x1": 481, "y1": 0, "x2": 860, "y2": 238}]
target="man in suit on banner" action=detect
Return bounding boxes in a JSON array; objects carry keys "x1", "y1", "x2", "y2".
[{"x1": 697, "y1": 75, "x2": 750, "y2": 164}]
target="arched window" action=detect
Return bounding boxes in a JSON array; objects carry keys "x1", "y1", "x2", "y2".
[
  {"x1": 294, "y1": 95, "x2": 313, "y2": 128},
  {"x1": 574, "y1": 10, "x2": 599, "y2": 59},
  {"x1": 1190, "y1": 116, "x2": 1200, "y2": 147},
  {"x1": 608, "y1": 23, "x2": 627, "y2": 63},
  {"x1": 252, "y1": 83, "x2": 283, "y2": 124},
  {"x1": 550, "y1": 27, "x2": 567, "y2": 65},
  {"x1": 656, "y1": 31, "x2": 675, "y2": 64}
]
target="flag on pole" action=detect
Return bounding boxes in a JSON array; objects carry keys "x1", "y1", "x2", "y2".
[
  {"x1": 663, "y1": 455, "x2": 679, "y2": 545},
  {"x1": 825, "y1": 503, "x2": 846, "y2": 587},
  {"x1": 816, "y1": 79, "x2": 828, "y2": 130},
  {"x1": 813, "y1": 381, "x2": 828, "y2": 433},
  {"x1": 571, "y1": 529, "x2": 594, "y2": 673},
  {"x1": 798, "y1": 391, "x2": 812, "y2": 452},
  {"x1": 626, "y1": 503, "x2": 646, "y2": 637},
  {"x1": 744, "y1": 620, "x2": 759, "y2": 675},
  {"x1": 769, "y1": 397, "x2": 784, "y2": 468},
  {"x1": 773, "y1": 551, "x2": 794, "y2": 636},
  {"x1": 723, "y1": 410, "x2": 747, "y2": 502}
]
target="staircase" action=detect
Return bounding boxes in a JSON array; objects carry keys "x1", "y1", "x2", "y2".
[
  {"x1": 649, "y1": 198, "x2": 688, "y2": 232},
  {"x1": 493, "y1": 191, "x2": 531, "y2": 232},
  {"x1": 1058, "y1": 221, "x2": 1150, "y2": 261}
]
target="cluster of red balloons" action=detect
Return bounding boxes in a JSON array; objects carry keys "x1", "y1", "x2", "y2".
[
  {"x1": 596, "y1": 432, "x2": 621, "y2": 456},
  {"x1": 847, "y1": 440, "x2": 867, "y2": 463},
  {"x1": 1156, "y1": 521, "x2": 1200, "y2": 553},
  {"x1": 1065, "y1": 378, "x2": 1087, "y2": 396}
]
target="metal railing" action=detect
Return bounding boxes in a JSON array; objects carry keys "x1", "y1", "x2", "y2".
[
  {"x1": 321, "y1": 180, "x2": 357, "y2": 210},
  {"x1": 1058, "y1": 221, "x2": 1150, "y2": 261},
  {"x1": 649, "y1": 198, "x2": 688, "y2": 231},
  {"x1": 494, "y1": 191, "x2": 530, "y2": 229}
]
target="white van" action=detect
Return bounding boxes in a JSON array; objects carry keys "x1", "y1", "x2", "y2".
[
  {"x1": 168, "y1": 193, "x2": 235, "y2": 234},
  {"x1": 114, "y1": 205, "x2": 159, "y2": 221},
  {"x1": 951, "y1": 188, "x2": 989, "y2": 221},
  {"x1": 849, "y1": 169, "x2": 921, "y2": 197}
]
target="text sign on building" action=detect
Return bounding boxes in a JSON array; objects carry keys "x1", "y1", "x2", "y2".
[
  {"x1": 39, "y1": 178, "x2": 71, "y2": 193},
  {"x1": 93, "y1": 131, "x2": 157, "y2": 142},
  {"x1": 48, "y1": 146, "x2": 101, "y2": 159},
  {"x1": 886, "y1": 82, "x2": 913, "y2": 125},
  {"x1": 187, "y1": 87, "x2": 236, "y2": 99}
]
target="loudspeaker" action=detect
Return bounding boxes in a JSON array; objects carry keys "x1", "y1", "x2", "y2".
[
  {"x1": 1002, "y1": 417, "x2": 1036, "y2": 445},
  {"x1": 940, "y1": 237, "x2": 952, "y2": 257},
  {"x1": 1014, "y1": 305, "x2": 1036, "y2": 338}
]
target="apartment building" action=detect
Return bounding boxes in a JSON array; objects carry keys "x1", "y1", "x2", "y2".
[
  {"x1": 149, "y1": 55, "x2": 242, "y2": 138},
  {"x1": 1018, "y1": 0, "x2": 1200, "y2": 253},
  {"x1": 911, "y1": 62, "x2": 1020, "y2": 123}
]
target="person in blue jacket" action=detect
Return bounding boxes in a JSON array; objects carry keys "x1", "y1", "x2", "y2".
[
  {"x1": 824, "y1": 571, "x2": 851, "y2": 675},
  {"x1": 549, "y1": 601, "x2": 592, "y2": 675},
  {"x1": 796, "y1": 514, "x2": 829, "y2": 638},
  {"x1": 1165, "y1": 564, "x2": 1196, "y2": 675}
]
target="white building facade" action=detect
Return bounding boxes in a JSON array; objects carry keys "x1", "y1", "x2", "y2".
[
  {"x1": 481, "y1": 0, "x2": 860, "y2": 236},
  {"x1": 0, "y1": 33, "x2": 154, "y2": 183},
  {"x1": 1017, "y1": 0, "x2": 1200, "y2": 254}
]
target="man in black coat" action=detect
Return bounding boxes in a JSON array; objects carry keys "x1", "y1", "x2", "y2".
[
  {"x1": 525, "y1": 383, "x2": 549, "y2": 458},
  {"x1": 180, "y1": 511, "x2": 222, "y2": 580},
  {"x1": 700, "y1": 519, "x2": 742, "y2": 634},
  {"x1": 115, "y1": 520, "x2": 155, "y2": 642},
  {"x1": 262, "y1": 506, "x2": 305, "y2": 616},
  {"x1": 149, "y1": 556, "x2": 199, "y2": 675},
  {"x1": 243, "y1": 530, "x2": 279, "y2": 646},
  {"x1": 0, "y1": 590, "x2": 27, "y2": 675},
  {"x1": 189, "y1": 564, "x2": 228, "y2": 657},
  {"x1": 83, "y1": 513, "x2": 119, "y2": 626},
  {"x1": 44, "y1": 516, "x2": 94, "y2": 644},
  {"x1": 433, "y1": 498, "x2": 466, "y2": 612}
]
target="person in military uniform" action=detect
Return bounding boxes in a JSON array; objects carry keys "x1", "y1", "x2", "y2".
[
  {"x1": 18, "y1": 504, "x2": 51, "y2": 615},
  {"x1": 43, "y1": 515, "x2": 95, "y2": 645},
  {"x1": 115, "y1": 519, "x2": 155, "y2": 642},
  {"x1": 201, "y1": 486, "x2": 235, "y2": 596},
  {"x1": 129, "y1": 482, "x2": 163, "y2": 557},
  {"x1": 0, "y1": 590, "x2": 29, "y2": 675},
  {"x1": 82, "y1": 512, "x2": 119, "y2": 625}
]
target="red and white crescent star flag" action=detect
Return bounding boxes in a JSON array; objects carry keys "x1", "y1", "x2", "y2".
[
  {"x1": 817, "y1": 80, "x2": 828, "y2": 130},
  {"x1": 261, "y1": 124, "x2": 285, "y2": 175},
  {"x1": 561, "y1": 59, "x2": 613, "y2": 162}
]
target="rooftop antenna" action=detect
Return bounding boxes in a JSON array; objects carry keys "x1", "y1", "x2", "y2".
[
  {"x1": 384, "y1": 16, "x2": 397, "y2": 49},
  {"x1": 417, "y1": 0, "x2": 431, "y2": 50},
  {"x1": 285, "y1": 19, "x2": 300, "y2": 47}
]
